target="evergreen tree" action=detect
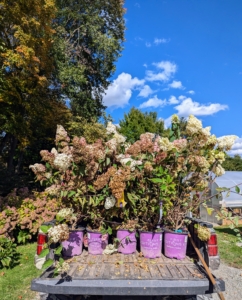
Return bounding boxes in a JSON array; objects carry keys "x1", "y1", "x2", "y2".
[{"x1": 119, "y1": 107, "x2": 166, "y2": 143}]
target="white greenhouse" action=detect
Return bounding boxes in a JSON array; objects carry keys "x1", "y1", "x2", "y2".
[{"x1": 200, "y1": 171, "x2": 242, "y2": 224}]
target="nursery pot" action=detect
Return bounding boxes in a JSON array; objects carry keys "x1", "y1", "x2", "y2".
[
  {"x1": 62, "y1": 227, "x2": 84, "y2": 257},
  {"x1": 116, "y1": 229, "x2": 137, "y2": 254},
  {"x1": 87, "y1": 230, "x2": 108, "y2": 255},
  {"x1": 164, "y1": 229, "x2": 188, "y2": 260},
  {"x1": 139, "y1": 230, "x2": 163, "y2": 258}
]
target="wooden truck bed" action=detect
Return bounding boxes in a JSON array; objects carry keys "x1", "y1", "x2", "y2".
[{"x1": 31, "y1": 250, "x2": 225, "y2": 297}]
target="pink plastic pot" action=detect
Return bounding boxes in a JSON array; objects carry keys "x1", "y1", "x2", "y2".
[
  {"x1": 117, "y1": 229, "x2": 137, "y2": 254},
  {"x1": 62, "y1": 228, "x2": 84, "y2": 257},
  {"x1": 164, "y1": 230, "x2": 188, "y2": 260},
  {"x1": 139, "y1": 231, "x2": 163, "y2": 258},
  {"x1": 87, "y1": 231, "x2": 108, "y2": 255}
]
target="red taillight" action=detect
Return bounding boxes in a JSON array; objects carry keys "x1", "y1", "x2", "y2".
[
  {"x1": 208, "y1": 233, "x2": 218, "y2": 256},
  {"x1": 37, "y1": 233, "x2": 47, "y2": 244},
  {"x1": 37, "y1": 233, "x2": 47, "y2": 255},
  {"x1": 208, "y1": 234, "x2": 217, "y2": 245}
]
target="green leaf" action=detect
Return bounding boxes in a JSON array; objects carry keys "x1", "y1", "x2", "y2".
[
  {"x1": 42, "y1": 259, "x2": 54, "y2": 269},
  {"x1": 235, "y1": 186, "x2": 240, "y2": 194},
  {"x1": 40, "y1": 225, "x2": 52, "y2": 234},
  {"x1": 149, "y1": 178, "x2": 163, "y2": 183},
  {"x1": 54, "y1": 245, "x2": 63, "y2": 255},
  {"x1": 38, "y1": 248, "x2": 50, "y2": 258},
  {"x1": 68, "y1": 191, "x2": 76, "y2": 197},
  {"x1": 206, "y1": 207, "x2": 214, "y2": 216},
  {"x1": 106, "y1": 157, "x2": 111, "y2": 166},
  {"x1": 107, "y1": 226, "x2": 112, "y2": 235}
]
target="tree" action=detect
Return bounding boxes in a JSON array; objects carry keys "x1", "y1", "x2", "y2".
[
  {"x1": 119, "y1": 107, "x2": 166, "y2": 143},
  {"x1": 0, "y1": 0, "x2": 70, "y2": 173},
  {"x1": 53, "y1": 0, "x2": 126, "y2": 119},
  {"x1": 222, "y1": 154, "x2": 242, "y2": 171}
]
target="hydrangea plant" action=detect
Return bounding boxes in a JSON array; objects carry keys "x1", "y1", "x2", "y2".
[{"x1": 30, "y1": 115, "x2": 237, "y2": 233}]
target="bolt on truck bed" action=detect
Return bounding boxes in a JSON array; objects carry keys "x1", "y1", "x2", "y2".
[{"x1": 31, "y1": 250, "x2": 225, "y2": 298}]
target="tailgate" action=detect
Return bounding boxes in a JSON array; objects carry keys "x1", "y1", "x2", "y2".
[{"x1": 31, "y1": 251, "x2": 225, "y2": 296}]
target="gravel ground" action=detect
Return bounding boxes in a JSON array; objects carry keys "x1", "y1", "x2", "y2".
[{"x1": 211, "y1": 262, "x2": 242, "y2": 300}]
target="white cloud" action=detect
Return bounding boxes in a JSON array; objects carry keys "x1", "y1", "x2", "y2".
[
  {"x1": 164, "y1": 97, "x2": 229, "y2": 128},
  {"x1": 145, "y1": 42, "x2": 151, "y2": 48},
  {"x1": 135, "y1": 2, "x2": 140, "y2": 8},
  {"x1": 145, "y1": 61, "x2": 177, "y2": 82},
  {"x1": 174, "y1": 98, "x2": 228, "y2": 117},
  {"x1": 103, "y1": 72, "x2": 144, "y2": 108},
  {"x1": 139, "y1": 95, "x2": 166, "y2": 109},
  {"x1": 168, "y1": 95, "x2": 180, "y2": 104},
  {"x1": 188, "y1": 90, "x2": 195, "y2": 95},
  {"x1": 168, "y1": 80, "x2": 184, "y2": 89},
  {"x1": 228, "y1": 137, "x2": 242, "y2": 156},
  {"x1": 154, "y1": 38, "x2": 169, "y2": 45},
  {"x1": 143, "y1": 63, "x2": 148, "y2": 68},
  {"x1": 138, "y1": 85, "x2": 154, "y2": 98}
]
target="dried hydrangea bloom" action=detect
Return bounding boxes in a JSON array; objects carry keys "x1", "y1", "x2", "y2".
[
  {"x1": 48, "y1": 224, "x2": 69, "y2": 243},
  {"x1": 45, "y1": 184, "x2": 61, "y2": 196},
  {"x1": 106, "y1": 138, "x2": 118, "y2": 155},
  {"x1": 186, "y1": 115, "x2": 203, "y2": 135},
  {"x1": 55, "y1": 125, "x2": 70, "y2": 144},
  {"x1": 109, "y1": 168, "x2": 131, "y2": 199},
  {"x1": 140, "y1": 132, "x2": 155, "y2": 142},
  {"x1": 144, "y1": 161, "x2": 153, "y2": 173},
  {"x1": 188, "y1": 155, "x2": 210, "y2": 172},
  {"x1": 94, "y1": 167, "x2": 116, "y2": 190},
  {"x1": 104, "y1": 196, "x2": 116, "y2": 209},
  {"x1": 155, "y1": 151, "x2": 167, "y2": 164},
  {"x1": 126, "y1": 140, "x2": 142, "y2": 156},
  {"x1": 53, "y1": 153, "x2": 72, "y2": 171},
  {"x1": 29, "y1": 163, "x2": 46, "y2": 174},
  {"x1": 172, "y1": 139, "x2": 187, "y2": 151},
  {"x1": 217, "y1": 135, "x2": 238, "y2": 151},
  {"x1": 106, "y1": 122, "x2": 117, "y2": 135}
]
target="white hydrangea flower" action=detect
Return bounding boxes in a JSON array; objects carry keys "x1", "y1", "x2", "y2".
[
  {"x1": 157, "y1": 137, "x2": 174, "y2": 152},
  {"x1": 214, "y1": 164, "x2": 225, "y2": 176},
  {"x1": 117, "y1": 156, "x2": 142, "y2": 171},
  {"x1": 103, "y1": 244, "x2": 118, "y2": 255},
  {"x1": 114, "y1": 132, "x2": 126, "y2": 144},
  {"x1": 217, "y1": 135, "x2": 238, "y2": 151},
  {"x1": 105, "y1": 196, "x2": 116, "y2": 209},
  {"x1": 201, "y1": 126, "x2": 211, "y2": 137},
  {"x1": 53, "y1": 153, "x2": 72, "y2": 171},
  {"x1": 186, "y1": 115, "x2": 203, "y2": 135},
  {"x1": 51, "y1": 147, "x2": 58, "y2": 156},
  {"x1": 106, "y1": 122, "x2": 117, "y2": 135},
  {"x1": 57, "y1": 208, "x2": 74, "y2": 219}
]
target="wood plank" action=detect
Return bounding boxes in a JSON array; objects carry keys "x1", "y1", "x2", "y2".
[{"x1": 157, "y1": 264, "x2": 172, "y2": 278}]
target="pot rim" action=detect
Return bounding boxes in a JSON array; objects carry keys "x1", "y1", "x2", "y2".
[
  {"x1": 164, "y1": 228, "x2": 188, "y2": 235},
  {"x1": 139, "y1": 229, "x2": 163, "y2": 233}
]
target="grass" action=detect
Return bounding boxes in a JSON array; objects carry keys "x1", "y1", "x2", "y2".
[
  {"x1": 0, "y1": 242, "x2": 42, "y2": 300},
  {"x1": 215, "y1": 225, "x2": 242, "y2": 269}
]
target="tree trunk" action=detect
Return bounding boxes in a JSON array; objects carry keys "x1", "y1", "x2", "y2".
[{"x1": 7, "y1": 135, "x2": 18, "y2": 173}]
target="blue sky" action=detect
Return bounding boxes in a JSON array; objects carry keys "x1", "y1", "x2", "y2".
[{"x1": 102, "y1": 0, "x2": 242, "y2": 155}]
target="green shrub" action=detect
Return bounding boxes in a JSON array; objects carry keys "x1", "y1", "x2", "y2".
[{"x1": 0, "y1": 237, "x2": 20, "y2": 269}]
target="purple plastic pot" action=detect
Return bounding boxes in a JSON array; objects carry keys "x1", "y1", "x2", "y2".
[
  {"x1": 139, "y1": 231, "x2": 163, "y2": 258},
  {"x1": 62, "y1": 228, "x2": 84, "y2": 257},
  {"x1": 116, "y1": 229, "x2": 137, "y2": 254},
  {"x1": 164, "y1": 230, "x2": 188, "y2": 260},
  {"x1": 87, "y1": 231, "x2": 108, "y2": 255}
]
